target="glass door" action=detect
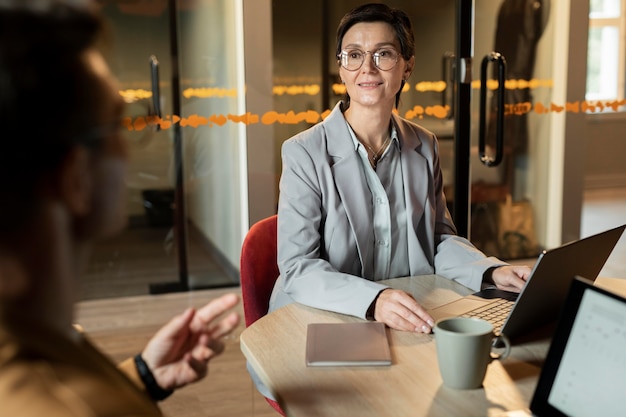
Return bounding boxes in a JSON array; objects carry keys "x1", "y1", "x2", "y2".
[
  {"x1": 82, "y1": 2, "x2": 180, "y2": 299},
  {"x1": 82, "y1": 1, "x2": 242, "y2": 300},
  {"x1": 469, "y1": 0, "x2": 554, "y2": 261}
]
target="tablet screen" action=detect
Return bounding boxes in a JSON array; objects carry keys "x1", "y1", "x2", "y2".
[
  {"x1": 531, "y1": 278, "x2": 626, "y2": 417},
  {"x1": 546, "y1": 287, "x2": 626, "y2": 416}
]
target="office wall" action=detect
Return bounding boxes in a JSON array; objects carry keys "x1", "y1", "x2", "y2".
[
  {"x1": 570, "y1": 1, "x2": 626, "y2": 191},
  {"x1": 179, "y1": 1, "x2": 246, "y2": 270},
  {"x1": 177, "y1": 0, "x2": 280, "y2": 269},
  {"x1": 584, "y1": 115, "x2": 626, "y2": 189},
  {"x1": 244, "y1": 0, "x2": 277, "y2": 225}
]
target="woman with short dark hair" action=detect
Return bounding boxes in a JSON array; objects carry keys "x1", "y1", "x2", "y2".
[{"x1": 270, "y1": 3, "x2": 530, "y2": 332}]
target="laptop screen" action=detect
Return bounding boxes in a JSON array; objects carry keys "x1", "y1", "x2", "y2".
[{"x1": 530, "y1": 277, "x2": 626, "y2": 417}]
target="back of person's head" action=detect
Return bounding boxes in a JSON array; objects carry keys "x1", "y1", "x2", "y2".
[
  {"x1": 335, "y1": 3, "x2": 415, "y2": 109},
  {"x1": 0, "y1": 0, "x2": 104, "y2": 236}
]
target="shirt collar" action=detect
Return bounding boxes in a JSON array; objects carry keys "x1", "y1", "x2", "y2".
[{"x1": 344, "y1": 120, "x2": 399, "y2": 151}]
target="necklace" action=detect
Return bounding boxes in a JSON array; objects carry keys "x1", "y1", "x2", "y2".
[{"x1": 360, "y1": 134, "x2": 391, "y2": 169}]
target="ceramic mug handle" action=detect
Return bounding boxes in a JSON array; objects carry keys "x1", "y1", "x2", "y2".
[{"x1": 490, "y1": 334, "x2": 511, "y2": 361}]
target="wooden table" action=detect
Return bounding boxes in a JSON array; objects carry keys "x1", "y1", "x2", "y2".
[{"x1": 240, "y1": 275, "x2": 626, "y2": 417}]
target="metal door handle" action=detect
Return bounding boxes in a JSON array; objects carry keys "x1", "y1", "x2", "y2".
[
  {"x1": 479, "y1": 52, "x2": 506, "y2": 167},
  {"x1": 442, "y1": 52, "x2": 455, "y2": 119},
  {"x1": 149, "y1": 55, "x2": 161, "y2": 130}
]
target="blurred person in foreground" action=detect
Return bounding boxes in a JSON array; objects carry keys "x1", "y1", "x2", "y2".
[{"x1": 0, "y1": 1, "x2": 239, "y2": 415}]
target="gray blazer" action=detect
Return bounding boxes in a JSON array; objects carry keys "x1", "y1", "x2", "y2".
[{"x1": 270, "y1": 102, "x2": 505, "y2": 319}]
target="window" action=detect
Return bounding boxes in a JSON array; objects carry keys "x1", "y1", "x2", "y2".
[{"x1": 586, "y1": 0, "x2": 625, "y2": 104}]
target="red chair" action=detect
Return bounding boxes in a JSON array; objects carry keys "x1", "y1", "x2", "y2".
[{"x1": 240, "y1": 214, "x2": 285, "y2": 416}]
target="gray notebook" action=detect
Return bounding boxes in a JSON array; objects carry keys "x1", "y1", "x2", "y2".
[{"x1": 305, "y1": 322, "x2": 392, "y2": 367}]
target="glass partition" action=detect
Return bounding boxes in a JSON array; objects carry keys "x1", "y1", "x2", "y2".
[
  {"x1": 82, "y1": 1, "x2": 244, "y2": 299},
  {"x1": 82, "y1": 2, "x2": 180, "y2": 299}
]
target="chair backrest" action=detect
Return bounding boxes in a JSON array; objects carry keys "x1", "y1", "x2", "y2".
[
  {"x1": 239, "y1": 214, "x2": 287, "y2": 416},
  {"x1": 240, "y1": 214, "x2": 279, "y2": 327}
]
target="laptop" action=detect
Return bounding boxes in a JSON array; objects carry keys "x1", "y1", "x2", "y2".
[
  {"x1": 513, "y1": 276, "x2": 626, "y2": 416},
  {"x1": 429, "y1": 224, "x2": 625, "y2": 341}
]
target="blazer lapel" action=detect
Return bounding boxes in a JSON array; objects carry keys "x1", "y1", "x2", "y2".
[
  {"x1": 324, "y1": 104, "x2": 374, "y2": 278},
  {"x1": 394, "y1": 115, "x2": 436, "y2": 272}
]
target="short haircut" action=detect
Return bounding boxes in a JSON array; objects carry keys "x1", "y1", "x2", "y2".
[{"x1": 335, "y1": 3, "x2": 415, "y2": 109}]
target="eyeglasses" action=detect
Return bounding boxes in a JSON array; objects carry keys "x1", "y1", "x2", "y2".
[{"x1": 337, "y1": 48, "x2": 400, "y2": 71}]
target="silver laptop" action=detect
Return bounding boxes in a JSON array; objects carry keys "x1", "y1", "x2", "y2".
[
  {"x1": 429, "y1": 224, "x2": 625, "y2": 341},
  {"x1": 513, "y1": 276, "x2": 626, "y2": 416}
]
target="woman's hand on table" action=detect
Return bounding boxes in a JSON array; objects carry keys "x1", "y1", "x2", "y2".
[{"x1": 373, "y1": 289, "x2": 435, "y2": 333}]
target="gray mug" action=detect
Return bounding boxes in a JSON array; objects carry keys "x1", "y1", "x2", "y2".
[{"x1": 434, "y1": 317, "x2": 511, "y2": 389}]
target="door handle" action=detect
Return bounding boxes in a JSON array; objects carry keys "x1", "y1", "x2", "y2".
[
  {"x1": 442, "y1": 51, "x2": 455, "y2": 119},
  {"x1": 149, "y1": 55, "x2": 161, "y2": 131},
  {"x1": 479, "y1": 52, "x2": 506, "y2": 167}
]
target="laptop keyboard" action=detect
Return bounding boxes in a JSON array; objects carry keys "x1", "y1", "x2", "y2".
[{"x1": 460, "y1": 298, "x2": 515, "y2": 331}]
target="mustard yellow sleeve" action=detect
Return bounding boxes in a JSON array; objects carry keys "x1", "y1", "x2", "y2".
[{"x1": 118, "y1": 357, "x2": 146, "y2": 392}]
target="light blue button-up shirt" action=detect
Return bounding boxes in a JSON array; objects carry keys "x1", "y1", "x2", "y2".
[{"x1": 346, "y1": 122, "x2": 410, "y2": 280}]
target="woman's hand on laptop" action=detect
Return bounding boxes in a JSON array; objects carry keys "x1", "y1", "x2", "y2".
[
  {"x1": 492, "y1": 265, "x2": 532, "y2": 292},
  {"x1": 373, "y1": 289, "x2": 435, "y2": 333}
]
